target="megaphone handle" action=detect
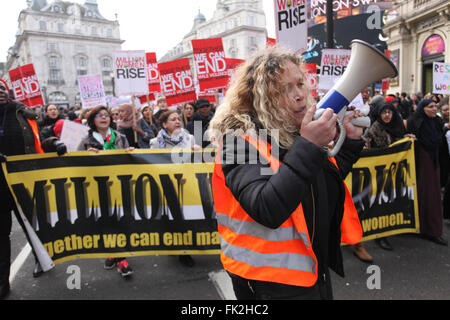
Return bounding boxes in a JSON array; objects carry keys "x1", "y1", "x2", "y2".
[{"x1": 327, "y1": 118, "x2": 346, "y2": 158}]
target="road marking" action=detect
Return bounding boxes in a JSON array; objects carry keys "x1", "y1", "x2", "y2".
[
  {"x1": 208, "y1": 270, "x2": 236, "y2": 300},
  {"x1": 9, "y1": 243, "x2": 31, "y2": 283}
]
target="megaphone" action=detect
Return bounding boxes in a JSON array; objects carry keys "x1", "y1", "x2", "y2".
[{"x1": 315, "y1": 39, "x2": 398, "y2": 157}]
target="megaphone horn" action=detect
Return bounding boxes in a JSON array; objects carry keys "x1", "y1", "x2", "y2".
[{"x1": 315, "y1": 39, "x2": 398, "y2": 157}]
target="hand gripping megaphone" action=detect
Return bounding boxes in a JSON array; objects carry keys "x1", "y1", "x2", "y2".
[{"x1": 315, "y1": 39, "x2": 398, "y2": 157}]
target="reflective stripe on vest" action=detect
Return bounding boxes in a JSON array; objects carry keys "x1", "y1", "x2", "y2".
[{"x1": 216, "y1": 212, "x2": 310, "y2": 247}]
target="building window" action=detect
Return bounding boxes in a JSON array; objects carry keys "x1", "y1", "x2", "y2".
[
  {"x1": 58, "y1": 23, "x2": 64, "y2": 32},
  {"x1": 49, "y1": 91, "x2": 67, "y2": 102},
  {"x1": 249, "y1": 16, "x2": 255, "y2": 26},
  {"x1": 76, "y1": 56, "x2": 88, "y2": 76},
  {"x1": 91, "y1": 27, "x2": 97, "y2": 36},
  {"x1": 107, "y1": 28, "x2": 113, "y2": 37},
  {"x1": 48, "y1": 42, "x2": 58, "y2": 52},
  {"x1": 101, "y1": 57, "x2": 113, "y2": 77},
  {"x1": 49, "y1": 56, "x2": 63, "y2": 85},
  {"x1": 40, "y1": 21, "x2": 47, "y2": 31}
]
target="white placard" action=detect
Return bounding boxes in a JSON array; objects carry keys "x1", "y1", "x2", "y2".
[
  {"x1": 113, "y1": 50, "x2": 149, "y2": 96},
  {"x1": 274, "y1": 0, "x2": 307, "y2": 54},
  {"x1": 433, "y1": 62, "x2": 450, "y2": 95},
  {"x1": 60, "y1": 120, "x2": 90, "y2": 152}
]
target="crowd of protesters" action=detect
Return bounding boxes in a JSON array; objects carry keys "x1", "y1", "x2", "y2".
[{"x1": 1, "y1": 70, "x2": 449, "y2": 299}]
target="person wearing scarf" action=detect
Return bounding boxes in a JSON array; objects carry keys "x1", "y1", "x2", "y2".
[
  {"x1": 368, "y1": 103, "x2": 406, "y2": 149},
  {"x1": 149, "y1": 110, "x2": 196, "y2": 149},
  {"x1": 116, "y1": 103, "x2": 142, "y2": 148},
  {"x1": 77, "y1": 105, "x2": 135, "y2": 277},
  {"x1": 367, "y1": 103, "x2": 410, "y2": 251},
  {"x1": 149, "y1": 110, "x2": 198, "y2": 267},
  {"x1": 407, "y1": 99, "x2": 447, "y2": 246}
]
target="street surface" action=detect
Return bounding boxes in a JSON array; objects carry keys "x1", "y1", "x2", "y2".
[{"x1": 5, "y1": 215, "x2": 450, "y2": 301}]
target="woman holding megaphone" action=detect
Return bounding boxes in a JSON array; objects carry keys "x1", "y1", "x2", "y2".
[{"x1": 209, "y1": 46, "x2": 367, "y2": 300}]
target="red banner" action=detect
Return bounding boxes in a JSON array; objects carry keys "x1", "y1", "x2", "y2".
[
  {"x1": 158, "y1": 58, "x2": 197, "y2": 107},
  {"x1": 146, "y1": 52, "x2": 161, "y2": 94},
  {"x1": 192, "y1": 38, "x2": 228, "y2": 91},
  {"x1": 9, "y1": 64, "x2": 44, "y2": 107}
]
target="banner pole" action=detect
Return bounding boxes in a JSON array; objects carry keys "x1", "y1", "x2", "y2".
[{"x1": 146, "y1": 94, "x2": 153, "y2": 125}]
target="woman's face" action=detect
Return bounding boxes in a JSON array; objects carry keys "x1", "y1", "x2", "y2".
[
  {"x1": 119, "y1": 107, "x2": 129, "y2": 120},
  {"x1": 280, "y1": 61, "x2": 308, "y2": 128},
  {"x1": 143, "y1": 107, "x2": 153, "y2": 120},
  {"x1": 163, "y1": 113, "x2": 182, "y2": 135},
  {"x1": 423, "y1": 102, "x2": 437, "y2": 118},
  {"x1": 46, "y1": 105, "x2": 59, "y2": 119},
  {"x1": 380, "y1": 108, "x2": 393, "y2": 124},
  {"x1": 184, "y1": 104, "x2": 194, "y2": 118},
  {"x1": 94, "y1": 109, "x2": 111, "y2": 131},
  {"x1": 111, "y1": 109, "x2": 120, "y2": 122}
]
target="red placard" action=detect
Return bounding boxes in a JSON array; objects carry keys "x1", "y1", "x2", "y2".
[
  {"x1": 146, "y1": 52, "x2": 161, "y2": 94},
  {"x1": 9, "y1": 64, "x2": 44, "y2": 107},
  {"x1": 192, "y1": 38, "x2": 228, "y2": 91},
  {"x1": 158, "y1": 58, "x2": 197, "y2": 107}
]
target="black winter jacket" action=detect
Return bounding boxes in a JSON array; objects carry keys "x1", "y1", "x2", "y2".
[{"x1": 220, "y1": 133, "x2": 364, "y2": 279}]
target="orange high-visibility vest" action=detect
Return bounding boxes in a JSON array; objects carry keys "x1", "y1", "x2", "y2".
[
  {"x1": 213, "y1": 135, "x2": 362, "y2": 287},
  {"x1": 27, "y1": 119, "x2": 44, "y2": 154}
]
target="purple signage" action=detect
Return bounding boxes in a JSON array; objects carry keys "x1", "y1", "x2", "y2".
[{"x1": 422, "y1": 34, "x2": 445, "y2": 57}]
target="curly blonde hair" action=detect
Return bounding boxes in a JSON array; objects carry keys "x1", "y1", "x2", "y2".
[{"x1": 209, "y1": 46, "x2": 314, "y2": 148}]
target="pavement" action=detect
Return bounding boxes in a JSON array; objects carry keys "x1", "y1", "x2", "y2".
[{"x1": 4, "y1": 215, "x2": 450, "y2": 301}]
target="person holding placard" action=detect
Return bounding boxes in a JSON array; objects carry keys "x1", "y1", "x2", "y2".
[{"x1": 0, "y1": 78, "x2": 44, "y2": 299}]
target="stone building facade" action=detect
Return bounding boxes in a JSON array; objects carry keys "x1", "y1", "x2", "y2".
[
  {"x1": 383, "y1": 0, "x2": 450, "y2": 95},
  {"x1": 159, "y1": 0, "x2": 267, "y2": 76},
  {"x1": 5, "y1": 0, "x2": 123, "y2": 108}
]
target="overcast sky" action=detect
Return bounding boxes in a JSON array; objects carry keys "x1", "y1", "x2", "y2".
[{"x1": 0, "y1": 0, "x2": 276, "y2": 62}]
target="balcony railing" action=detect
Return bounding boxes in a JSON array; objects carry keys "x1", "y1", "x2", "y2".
[{"x1": 414, "y1": 0, "x2": 431, "y2": 8}]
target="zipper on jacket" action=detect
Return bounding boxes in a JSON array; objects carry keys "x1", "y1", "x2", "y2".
[{"x1": 310, "y1": 184, "x2": 316, "y2": 244}]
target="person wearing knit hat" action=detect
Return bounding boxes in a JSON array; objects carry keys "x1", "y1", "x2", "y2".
[{"x1": 0, "y1": 78, "x2": 46, "y2": 299}]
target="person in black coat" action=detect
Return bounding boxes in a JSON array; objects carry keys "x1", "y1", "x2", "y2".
[
  {"x1": 186, "y1": 99, "x2": 214, "y2": 148},
  {"x1": 0, "y1": 79, "x2": 45, "y2": 299},
  {"x1": 407, "y1": 99, "x2": 447, "y2": 246},
  {"x1": 209, "y1": 47, "x2": 365, "y2": 300}
]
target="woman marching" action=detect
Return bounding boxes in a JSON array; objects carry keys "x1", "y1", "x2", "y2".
[
  {"x1": 407, "y1": 99, "x2": 448, "y2": 246},
  {"x1": 209, "y1": 46, "x2": 365, "y2": 300},
  {"x1": 77, "y1": 105, "x2": 135, "y2": 277}
]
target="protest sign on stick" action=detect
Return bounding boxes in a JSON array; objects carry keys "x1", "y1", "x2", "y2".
[
  {"x1": 146, "y1": 52, "x2": 161, "y2": 94},
  {"x1": 433, "y1": 62, "x2": 450, "y2": 95},
  {"x1": 9, "y1": 64, "x2": 44, "y2": 107},
  {"x1": 274, "y1": 0, "x2": 307, "y2": 53},
  {"x1": 192, "y1": 38, "x2": 228, "y2": 91},
  {"x1": 78, "y1": 74, "x2": 106, "y2": 109},
  {"x1": 159, "y1": 58, "x2": 197, "y2": 107},
  {"x1": 318, "y1": 49, "x2": 351, "y2": 93},
  {"x1": 113, "y1": 50, "x2": 148, "y2": 96},
  {"x1": 114, "y1": 50, "x2": 148, "y2": 143}
]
